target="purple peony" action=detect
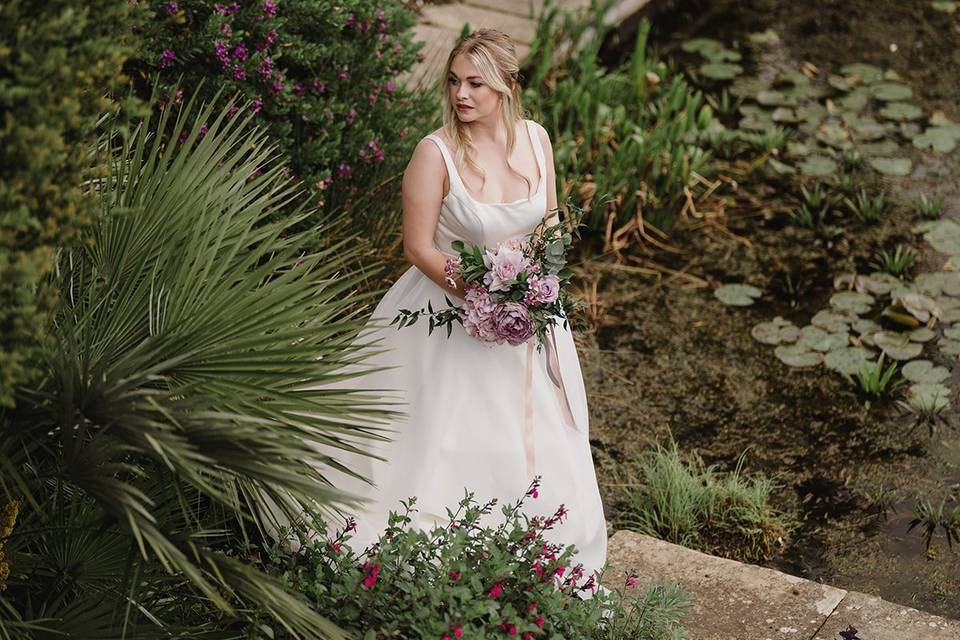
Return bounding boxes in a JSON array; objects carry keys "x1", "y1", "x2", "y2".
[
  {"x1": 493, "y1": 302, "x2": 535, "y2": 346},
  {"x1": 528, "y1": 274, "x2": 560, "y2": 304}
]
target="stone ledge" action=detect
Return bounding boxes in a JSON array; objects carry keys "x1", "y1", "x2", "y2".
[{"x1": 603, "y1": 530, "x2": 960, "y2": 640}]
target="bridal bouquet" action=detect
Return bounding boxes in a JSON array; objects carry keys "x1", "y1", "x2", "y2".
[{"x1": 392, "y1": 214, "x2": 580, "y2": 348}]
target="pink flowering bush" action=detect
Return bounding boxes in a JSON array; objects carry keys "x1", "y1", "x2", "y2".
[
  {"x1": 256, "y1": 480, "x2": 688, "y2": 639},
  {"x1": 393, "y1": 210, "x2": 582, "y2": 349},
  {"x1": 131, "y1": 0, "x2": 432, "y2": 227}
]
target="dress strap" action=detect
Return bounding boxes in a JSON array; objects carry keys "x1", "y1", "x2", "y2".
[
  {"x1": 424, "y1": 134, "x2": 464, "y2": 198},
  {"x1": 525, "y1": 120, "x2": 546, "y2": 186}
]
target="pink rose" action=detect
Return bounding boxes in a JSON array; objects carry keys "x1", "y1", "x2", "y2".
[
  {"x1": 528, "y1": 274, "x2": 560, "y2": 304},
  {"x1": 483, "y1": 246, "x2": 530, "y2": 292}
]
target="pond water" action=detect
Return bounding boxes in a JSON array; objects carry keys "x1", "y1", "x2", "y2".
[{"x1": 582, "y1": 0, "x2": 960, "y2": 619}]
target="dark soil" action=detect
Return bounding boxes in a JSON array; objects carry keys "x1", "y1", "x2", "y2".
[{"x1": 582, "y1": 0, "x2": 960, "y2": 619}]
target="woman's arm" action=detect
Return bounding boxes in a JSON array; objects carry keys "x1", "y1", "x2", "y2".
[{"x1": 401, "y1": 138, "x2": 463, "y2": 298}]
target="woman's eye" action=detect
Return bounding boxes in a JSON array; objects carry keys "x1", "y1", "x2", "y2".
[
  {"x1": 448, "y1": 78, "x2": 457, "y2": 85},
  {"x1": 470, "y1": 82, "x2": 482, "y2": 88}
]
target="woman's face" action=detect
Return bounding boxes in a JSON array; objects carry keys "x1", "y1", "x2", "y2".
[{"x1": 447, "y1": 54, "x2": 502, "y2": 123}]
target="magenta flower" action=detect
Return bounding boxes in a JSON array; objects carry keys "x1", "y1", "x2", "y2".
[
  {"x1": 213, "y1": 2, "x2": 239, "y2": 15},
  {"x1": 339, "y1": 67, "x2": 350, "y2": 80},
  {"x1": 345, "y1": 107, "x2": 357, "y2": 124},
  {"x1": 493, "y1": 302, "x2": 535, "y2": 346},
  {"x1": 164, "y1": 1, "x2": 178, "y2": 14},
  {"x1": 269, "y1": 80, "x2": 284, "y2": 95},
  {"x1": 249, "y1": 97, "x2": 264, "y2": 114},
  {"x1": 232, "y1": 65, "x2": 246, "y2": 80},
  {"x1": 336, "y1": 163, "x2": 352, "y2": 179},
  {"x1": 385, "y1": 81, "x2": 396, "y2": 94},
  {"x1": 219, "y1": 22, "x2": 232, "y2": 36},
  {"x1": 311, "y1": 79, "x2": 326, "y2": 94},
  {"x1": 158, "y1": 48, "x2": 176, "y2": 68},
  {"x1": 626, "y1": 575, "x2": 638, "y2": 588},
  {"x1": 488, "y1": 583, "x2": 503, "y2": 599},
  {"x1": 232, "y1": 43, "x2": 248, "y2": 61},
  {"x1": 360, "y1": 561, "x2": 380, "y2": 589},
  {"x1": 262, "y1": 0, "x2": 278, "y2": 16}
]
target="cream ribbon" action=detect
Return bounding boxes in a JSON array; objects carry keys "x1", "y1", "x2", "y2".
[{"x1": 522, "y1": 330, "x2": 580, "y2": 482}]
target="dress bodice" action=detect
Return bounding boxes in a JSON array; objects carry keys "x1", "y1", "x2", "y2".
[{"x1": 423, "y1": 120, "x2": 548, "y2": 255}]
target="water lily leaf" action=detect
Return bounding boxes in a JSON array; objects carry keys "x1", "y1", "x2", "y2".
[
  {"x1": 899, "y1": 122, "x2": 923, "y2": 139},
  {"x1": 914, "y1": 272, "x2": 960, "y2": 297},
  {"x1": 857, "y1": 140, "x2": 900, "y2": 156},
  {"x1": 767, "y1": 158, "x2": 796, "y2": 175},
  {"x1": 701, "y1": 62, "x2": 744, "y2": 80},
  {"x1": 817, "y1": 122, "x2": 852, "y2": 148},
  {"x1": 907, "y1": 383, "x2": 951, "y2": 411},
  {"x1": 682, "y1": 38, "x2": 725, "y2": 55},
  {"x1": 898, "y1": 292, "x2": 942, "y2": 323},
  {"x1": 862, "y1": 272, "x2": 901, "y2": 296},
  {"x1": 902, "y1": 360, "x2": 950, "y2": 384},
  {"x1": 840, "y1": 62, "x2": 884, "y2": 84},
  {"x1": 775, "y1": 344, "x2": 824, "y2": 367},
  {"x1": 772, "y1": 107, "x2": 800, "y2": 123},
  {"x1": 939, "y1": 338, "x2": 960, "y2": 356},
  {"x1": 830, "y1": 291, "x2": 875, "y2": 315},
  {"x1": 739, "y1": 104, "x2": 766, "y2": 117},
  {"x1": 912, "y1": 127, "x2": 959, "y2": 153},
  {"x1": 730, "y1": 77, "x2": 769, "y2": 98},
  {"x1": 929, "y1": 111, "x2": 960, "y2": 133},
  {"x1": 921, "y1": 220, "x2": 960, "y2": 254},
  {"x1": 786, "y1": 141, "x2": 813, "y2": 157},
  {"x1": 751, "y1": 318, "x2": 801, "y2": 345},
  {"x1": 852, "y1": 318, "x2": 882, "y2": 337},
  {"x1": 757, "y1": 90, "x2": 791, "y2": 106},
  {"x1": 931, "y1": 1, "x2": 958, "y2": 13},
  {"x1": 800, "y1": 325, "x2": 849, "y2": 352},
  {"x1": 705, "y1": 48, "x2": 742, "y2": 63},
  {"x1": 828, "y1": 75, "x2": 853, "y2": 92},
  {"x1": 824, "y1": 347, "x2": 875, "y2": 375},
  {"x1": 943, "y1": 325, "x2": 960, "y2": 341},
  {"x1": 840, "y1": 89, "x2": 870, "y2": 112},
  {"x1": 714, "y1": 283, "x2": 763, "y2": 306},
  {"x1": 869, "y1": 82, "x2": 912, "y2": 102},
  {"x1": 739, "y1": 114, "x2": 774, "y2": 131},
  {"x1": 868, "y1": 157, "x2": 912, "y2": 176},
  {"x1": 799, "y1": 155, "x2": 839, "y2": 177},
  {"x1": 909, "y1": 327, "x2": 936, "y2": 343},
  {"x1": 879, "y1": 102, "x2": 924, "y2": 121},
  {"x1": 812, "y1": 309, "x2": 853, "y2": 333},
  {"x1": 748, "y1": 28, "x2": 780, "y2": 44},
  {"x1": 873, "y1": 331, "x2": 923, "y2": 360},
  {"x1": 797, "y1": 102, "x2": 828, "y2": 123}
]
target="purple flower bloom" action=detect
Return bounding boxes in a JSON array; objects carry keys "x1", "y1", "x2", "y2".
[
  {"x1": 385, "y1": 81, "x2": 396, "y2": 94},
  {"x1": 494, "y1": 302, "x2": 535, "y2": 346},
  {"x1": 344, "y1": 13, "x2": 356, "y2": 28},
  {"x1": 172, "y1": 88, "x2": 184, "y2": 104},
  {"x1": 232, "y1": 64, "x2": 246, "y2": 80},
  {"x1": 269, "y1": 80, "x2": 284, "y2": 95},
  {"x1": 262, "y1": 0, "x2": 277, "y2": 16},
  {"x1": 529, "y1": 274, "x2": 560, "y2": 304},
  {"x1": 311, "y1": 79, "x2": 326, "y2": 94},
  {"x1": 336, "y1": 163, "x2": 352, "y2": 178},
  {"x1": 249, "y1": 97, "x2": 264, "y2": 114},
  {"x1": 232, "y1": 43, "x2": 248, "y2": 61},
  {"x1": 258, "y1": 56, "x2": 274, "y2": 81},
  {"x1": 345, "y1": 107, "x2": 357, "y2": 124},
  {"x1": 293, "y1": 82, "x2": 305, "y2": 96},
  {"x1": 483, "y1": 246, "x2": 530, "y2": 292},
  {"x1": 219, "y1": 22, "x2": 232, "y2": 36},
  {"x1": 197, "y1": 122, "x2": 209, "y2": 140},
  {"x1": 338, "y1": 67, "x2": 350, "y2": 80},
  {"x1": 164, "y1": 1, "x2": 178, "y2": 14},
  {"x1": 226, "y1": 102, "x2": 239, "y2": 118},
  {"x1": 158, "y1": 48, "x2": 176, "y2": 68},
  {"x1": 463, "y1": 285, "x2": 500, "y2": 343},
  {"x1": 213, "y1": 2, "x2": 239, "y2": 15}
]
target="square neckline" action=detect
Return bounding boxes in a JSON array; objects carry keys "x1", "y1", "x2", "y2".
[{"x1": 429, "y1": 120, "x2": 545, "y2": 207}]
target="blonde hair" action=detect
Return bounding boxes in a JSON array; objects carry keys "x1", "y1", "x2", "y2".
[{"x1": 440, "y1": 29, "x2": 532, "y2": 199}]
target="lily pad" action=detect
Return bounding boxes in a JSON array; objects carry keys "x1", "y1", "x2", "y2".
[
  {"x1": 898, "y1": 292, "x2": 942, "y2": 323},
  {"x1": 682, "y1": 38, "x2": 725, "y2": 56},
  {"x1": 715, "y1": 283, "x2": 763, "y2": 306},
  {"x1": 748, "y1": 28, "x2": 780, "y2": 44},
  {"x1": 851, "y1": 116, "x2": 888, "y2": 141},
  {"x1": 757, "y1": 90, "x2": 791, "y2": 106},
  {"x1": 799, "y1": 155, "x2": 839, "y2": 177},
  {"x1": 830, "y1": 291, "x2": 875, "y2": 315},
  {"x1": 879, "y1": 102, "x2": 924, "y2": 121},
  {"x1": 828, "y1": 74, "x2": 853, "y2": 92},
  {"x1": 812, "y1": 309, "x2": 853, "y2": 333},
  {"x1": 730, "y1": 77, "x2": 770, "y2": 98},
  {"x1": 869, "y1": 157, "x2": 912, "y2": 176},
  {"x1": 852, "y1": 318, "x2": 882, "y2": 337},
  {"x1": 901, "y1": 360, "x2": 950, "y2": 384},
  {"x1": 862, "y1": 272, "x2": 901, "y2": 296},
  {"x1": 932, "y1": 1, "x2": 958, "y2": 13},
  {"x1": 817, "y1": 122, "x2": 852, "y2": 148},
  {"x1": 907, "y1": 383, "x2": 951, "y2": 411},
  {"x1": 824, "y1": 347, "x2": 875, "y2": 376},
  {"x1": 857, "y1": 140, "x2": 901, "y2": 156},
  {"x1": 800, "y1": 325, "x2": 850, "y2": 352},
  {"x1": 943, "y1": 325, "x2": 960, "y2": 341},
  {"x1": 772, "y1": 107, "x2": 801, "y2": 123},
  {"x1": 701, "y1": 62, "x2": 744, "y2": 80},
  {"x1": 786, "y1": 141, "x2": 813, "y2": 157},
  {"x1": 869, "y1": 82, "x2": 913, "y2": 102},
  {"x1": 921, "y1": 220, "x2": 960, "y2": 254},
  {"x1": 899, "y1": 122, "x2": 923, "y2": 139},
  {"x1": 840, "y1": 89, "x2": 871, "y2": 112},
  {"x1": 751, "y1": 318, "x2": 801, "y2": 345},
  {"x1": 873, "y1": 331, "x2": 923, "y2": 360},
  {"x1": 775, "y1": 344, "x2": 824, "y2": 368},
  {"x1": 912, "y1": 127, "x2": 959, "y2": 153},
  {"x1": 910, "y1": 327, "x2": 937, "y2": 343},
  {"x1": 840, "y1": 63, "x2": 884, "y2": 84},
  {"x1": 939, "y1": 338, "x2": 960, "y2": 356},
  {"x1": 767, "y1": 158, "x2": 796, "y2": 175}
]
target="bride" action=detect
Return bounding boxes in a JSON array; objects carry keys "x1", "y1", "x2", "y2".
[{"x1": 298, "y1": 28, "x2": 607, "y2": 577}]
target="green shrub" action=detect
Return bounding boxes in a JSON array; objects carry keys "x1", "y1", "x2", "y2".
[
  {"x1": 611, "y1": 441, "x2": 789, "y2": 562},
  {"x1": 0, "y1": 98, "x2": 391, "y2": 639},
  {"x1": 131, "y1": 0, "x2": 435, "y2": 237},
  {"x1": 524, "y1": 9, "x2": 714, "y2": 236},
  {"x1": 0, "y1": 0, "x2": 143, "y2": 408},
  {"x1": 258, "y1": 482, "x2": 688, "y2": 640}
]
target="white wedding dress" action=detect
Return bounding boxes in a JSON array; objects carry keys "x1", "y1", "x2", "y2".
[{"x1": 317, "y1": 120, "x2": 607, "y2": 577}]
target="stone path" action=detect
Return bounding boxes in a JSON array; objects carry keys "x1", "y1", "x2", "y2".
[{"x1": 604, "y1": 531, "x2": 960, "y2": 640}]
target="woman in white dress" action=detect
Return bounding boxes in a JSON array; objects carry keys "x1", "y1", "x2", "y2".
[{"x1": 321, "y1": 29, "x2": 607, "y2": 577}]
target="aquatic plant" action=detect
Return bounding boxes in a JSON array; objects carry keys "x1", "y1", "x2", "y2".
[
  {"x1": 800, "y1": 183, "x2": 833, "y2": 212},
  {"x1": 705, "y1": 87, "x2": 741, "y2": 119},
  {"x1": 870, "y1": 245, "x2": 916, "y2": 277},
  {"x1": 844, "y1": 188, "x2": 889, "y2": 222},
  {"x1": 788, "y1": 203, "x2": 821, "y2": 229},
  {"x1": 833, "y1": 173, "x2": 857, "y2": 195},
  {"x1": 897, "y1": 381, "x2": 950, "y2": 436},
  {"x1": 844, "y1": 353, "x2": 904, "y2": 405},
  {"x1": 907, "y1": 498, "x2": 960, "y2": 551},
  {"x1": 611, "y1": 441, "x2": 789, "y2": 562},
  {"x1": 918, "y1": 193, "x2": 945, "y2": 219},
  {"x1": 858, "y1": 484, "x2": 901, "y2": 520}
]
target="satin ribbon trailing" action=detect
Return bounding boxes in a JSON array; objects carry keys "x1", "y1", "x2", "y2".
[{"x1": 522, "y1": 329, "x2": 581, "y2": 482}]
